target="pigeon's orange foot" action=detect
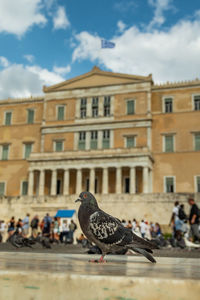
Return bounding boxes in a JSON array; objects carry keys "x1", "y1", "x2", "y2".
[{"x1": 89, "y1": 256, "x2": 107, "y2": 263}]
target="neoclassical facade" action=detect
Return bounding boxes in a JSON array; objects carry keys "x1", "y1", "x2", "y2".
[{"x1": 0, "y1": 66, "x2": 200, "y2": 198}]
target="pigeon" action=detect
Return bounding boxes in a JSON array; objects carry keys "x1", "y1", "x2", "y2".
[
  {"x1": 8, "y1": 231, "x2": 35, "y2": 248},
  {"x1": 75, "y1": 191, "x2": 158, "y2": 263}
]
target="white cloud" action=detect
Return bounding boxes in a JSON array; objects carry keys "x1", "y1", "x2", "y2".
[
  {"x1": 117, "y1": 21, "x2": 126, "y2": 33},
  {"x1": 53, "y1": 64, "x2": 71, "y2": 75},
  {"x1": 53, "y1": 6, "x2": 70, "y2": 30},
  {"x1": 0, "y1": 62, "x2": 65, "y2": 99},
  {"x1": 0, "y1": 56, "x2": 10, "y2": 68},
  {"x1": 72, "y1": 17, "x2": 200, "y2": 83},
  {"x1": 148, "y1": 0, "x2": 174, "y2": 29},
  {"x1": 24, "y1": 54, "x2": 35, "y2": 63},
  {"x1": 0, "y1": 0, "x2": 47, "y2": 36}
]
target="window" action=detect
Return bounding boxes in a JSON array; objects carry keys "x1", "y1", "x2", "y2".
[
  {"x1": 0, "y1": 182, "x2": 5, "y2": 196},
  {"x1": 164, "y1": 135, "x2": 174, "y2": 152},
  {"x1": 22, "y1": 181, "x2": 28, "y2": 195},
  {"x1": 126, "y1": 136, "x2": 135, "y2": 148},
  {"x1": 104, "y1": 96, "x2": 110, "y2": 116},
  {"x1": 196, "y1": 176, "x2": 200, "y2": 193},
  {"x1": 78, "y1": 132, "x2": 86, "y2": 150},
  {"x1": 165, "y1": 177, "x2": 175, "y2": 193},
  {"x1": 194, "y1": 134, "x2": 200, "y2": 151},
  {"x1": 127, "y1": 100, "x2": 135, "y2": 115},
  {"x1": 164, "y1": 97, "x2": 173, "y2": 113},
  {"x1": 27, "y1": 109, "x2": 34, "y2": 124},
  {"x1": 57, "y1": 106, "x2": 65, "y2": 120},
  {"x1": 90, "y1": 131, "x2": 98, "y2": 149},
  {"x1": 92, "y1": 97, "x2": 99, "y2": 117},
  {"x1": 54, "y1": 141, "x2": 63, "y2": 152},
  {"x1": 1, "y1": 145, "x2": 9, "y2": 160},
  {"x1": 80, "y1": 98, "x2": 87, "y2": 118},
  {"x1": 102, "y1": 130, "x2": 110, "y2": 149},
  {"x1": 5, "y1": 112, "x2": 12, "y2": 125},
  {"x1": 194, "y1": 95, "x2": 200, "y2": 111},
  {"x1": 24, "y1": 143, "x2": 32, "y2": 159}
]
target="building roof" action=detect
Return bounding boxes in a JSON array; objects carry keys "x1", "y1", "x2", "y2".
[
  {"x1": 43, "y1": 66, "x2": 153, "y2": 93},
  {"x1": 55, "y1": 209, "x2": 76, "y2": 218}
]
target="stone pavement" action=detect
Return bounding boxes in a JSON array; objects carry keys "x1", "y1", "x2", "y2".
[{"x1": 0, "y1": 252, "x2": 199, "y2": 300}]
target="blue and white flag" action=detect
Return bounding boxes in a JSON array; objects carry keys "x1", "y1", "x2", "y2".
[{"x1": 101, "y1": 39, "x2": 115, "y2": 48}]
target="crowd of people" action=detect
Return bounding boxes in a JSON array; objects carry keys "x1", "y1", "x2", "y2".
[
  {"x1": 0, "y1": 213, "x2": 77, "y2": 244},
  {"x1": 0, "y1": 197, "x2": 199, "y2": 248},
  {"x1": 169, "y1": 197, "x2": 200, "y2": 243}
]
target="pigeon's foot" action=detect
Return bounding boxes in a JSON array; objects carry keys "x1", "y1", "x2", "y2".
[{"x1": 89, "y1": 255, "x2": 107, "y2": 263}]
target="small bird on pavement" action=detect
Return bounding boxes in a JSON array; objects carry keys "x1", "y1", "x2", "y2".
[{"x1": 75, "y1": 191, "x2": 158, "y2": 263}]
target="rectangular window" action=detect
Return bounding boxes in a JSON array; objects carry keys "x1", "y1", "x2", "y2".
[
  {"x1": 57, "y1": 106, "x2": 65, "y2": 120},
  {"x1": 78, "y1": 132, "x2": 86, "y2": 150},
  {"x1": 104, "y1": 96, "x2": 110, "y2": 117},
  {"x1": 27, "y1": 109, "x2": 34, "y2": 124},
  {"x1": 90, "y1": 131, "x2": 98, "y2": 149},
  {"x1": 194, "y1": 95, "x2": 200, "y2": 111},
  {"x1": 194, "y1": 134, "x2": 200, "y2": 151},
  {"x1": 22, "y1": 181, "x2": 28, "y2": 195},
  {"x1": 2, "y1": 145, "x2": 9, "y2": 160},
  {"x1": 24, "y1": 143, "x2": 32, "y2": 159},
  {"x1": 164, "y1": 135, "x2": 174, "y2": 152},
  {"x1": 102, "y1": 130, "x2": 110, "y2": 149},
  {"x1": 126, "y1": 136, "x2": 135, "y2": 148},
  {"x1": 55, "y1": 141, "x2": 63, "y2": 152},
  {"x1": 127, "y1": 100, "x2": 135, "y2": 115},
  {"x1": 92, "y1": 97, "x2": 99, "y2": 117},
  {"x1": 164, "y1": 98, "x2": 173, "y2": 113},
  {"x1": 0, "y1": 182, "x2": 5, "y2": 196},
  {"x1": 196, "y1": 176, "x2": 200, "y2": 193},
  {"x1": 165, "y1": 177, "x2": 175, "y2": 193},
  {"x1": 80, "y1": 98, "x2": 87, "y2": 118},
  {"x1": 5, "y1": 112, "x2": 12, "y2": 125}
]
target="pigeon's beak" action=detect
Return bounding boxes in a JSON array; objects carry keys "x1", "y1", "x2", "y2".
[{"x1": 75, "y1": 198, "x2": 81, "y2": 203}]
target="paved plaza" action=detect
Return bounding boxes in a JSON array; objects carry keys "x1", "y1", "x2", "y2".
[{"x1": 0, "y1": 252, "x2": 200, "y2": 300}]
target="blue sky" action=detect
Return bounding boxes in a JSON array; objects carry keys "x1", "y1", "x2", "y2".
[{"x1": 0, "y1": 0, "x2": 200, "y2": 99}]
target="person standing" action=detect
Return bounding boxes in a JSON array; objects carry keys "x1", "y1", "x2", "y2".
[
  {"x1": 31, "y1": 215, "x2": 39, "y2": 238},
  {"x1": 188, "y1": 198, "x2": 200, "y2": 242},
  {"x1": 140, "y1": 220, "x2": 146, "y2": 238},
  {"x1": 169, "y1": 201, "x2": 180, "y2": 237},
  {"x1": 69, "y1": 220, "x2": 77, "y2": 243},
  {"x1": 42, "y1": 213, "x2": 52, "y2": 237},
  {"x1": 7, "y1": 217, "x2": 15, "y2": 238},
  {"x1": 0, "y1": 220, "x2": 6, "y2": 242},
  {"x1": 22, "y1": 213, "x2": 30, "y2": 237}
]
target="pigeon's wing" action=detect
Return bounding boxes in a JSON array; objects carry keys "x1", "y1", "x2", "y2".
[{"x1": 89, "y1": 210, "x2": 156, "y2": 249}]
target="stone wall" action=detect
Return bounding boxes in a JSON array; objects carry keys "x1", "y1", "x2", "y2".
[{"x1": 0, "y1": 193, "x2": 199, "y2": 226}]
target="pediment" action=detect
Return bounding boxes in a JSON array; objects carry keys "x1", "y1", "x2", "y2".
[{"x1": 43, "y1": 66, "x2": 152, "y2": 93}]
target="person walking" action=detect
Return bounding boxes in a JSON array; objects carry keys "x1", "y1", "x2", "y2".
[{"x1": 188, "y1": 198, "x2": 200, "y2": 242}]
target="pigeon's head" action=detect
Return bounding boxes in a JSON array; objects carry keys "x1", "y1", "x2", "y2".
[{"x1": 75, "y1": 191, "x2": 98, "y2": 207}]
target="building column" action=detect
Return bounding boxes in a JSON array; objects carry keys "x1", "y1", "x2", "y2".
[
  {"x1": 87, "y1": 97, "x2": 92, "y2": 118},
  {"x1": 63, "y1": 169, "x2": 70, "y2": 196},
  {"x1": 28, "y1": 170, "x2": 34, "y2": 196},
  {"x1": 86, "y1": 131, "x2": 90, "y2": 150},
  {"x1": 102, "y1": 167, "x2": 108, "y2": 194},
  {"x1": 149, "y1": 168, "x2": 153, "y2": 193},
  {"x1": 143, "y1": 166, "x2": 149, "y2": 193},
  {"x1": 51, "y1": 169, "x2": 57, "y2": 196},
  {"x1": 90, "y1": 168, "x2": 95, "y2": 194},
  {"x1": 97, "y1": 130, "x2": 103, "y2": 149},
  {"x1": 99, "y1": 96, "x2": 104, "y2": 117},
  {"x1": 116, "y1": 167, "x2": 122, "y2": 194},
  {"x1": 76, "y1": 169, "x2": 82, "y2": 194},
  {"x1": 39, "y1": 169, "x2": 45, "y2": 196},
  {"x1": 75, "y1": 99, "x2": 80, "y2": 118},
  {"x1": 130, "y1": 167, "x2": 136, "y2": 194}
]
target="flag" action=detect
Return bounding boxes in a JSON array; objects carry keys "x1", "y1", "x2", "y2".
[{"x1": 101, "y1": 39, "x2": 115, "y2": 48}]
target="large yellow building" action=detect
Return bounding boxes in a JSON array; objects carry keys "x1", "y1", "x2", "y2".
[{"x1": 0, "y1": 66, "x2": 200, "y2": 199}]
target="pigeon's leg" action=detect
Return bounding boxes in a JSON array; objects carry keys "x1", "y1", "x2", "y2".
[{"x1": 89, "y1": 254, "x2": 106, "y2": 263}]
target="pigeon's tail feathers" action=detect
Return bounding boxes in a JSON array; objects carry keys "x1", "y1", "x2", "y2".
[{"x1": 131, "y1": 247, "x2": 157, "y2": 263}]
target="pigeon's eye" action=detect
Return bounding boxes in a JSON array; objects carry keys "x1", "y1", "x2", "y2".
[{"x1": 83, "y1": 194, "x2": 87, "y2": 199}]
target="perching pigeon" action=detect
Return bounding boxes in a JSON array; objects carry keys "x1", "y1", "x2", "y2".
[{"x1": 75, "y1": 191, "x2": 158, "y2": 263}]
